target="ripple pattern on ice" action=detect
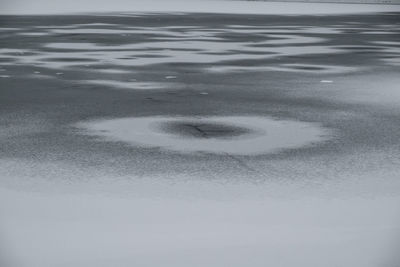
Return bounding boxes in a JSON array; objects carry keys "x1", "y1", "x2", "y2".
[{"x1": 1, "y1": 18, "x2": 399, "y2": 83}]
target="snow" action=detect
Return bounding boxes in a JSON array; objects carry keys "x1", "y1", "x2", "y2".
[
  {"x1": 76, "y1": 116, "x2": 332, "y2": 155},
  {"x1": 1, "y1": 166, "x2": 399, "y2": 267},
  {"x1": 83, "y1": 80, "x2": 169, "y2": 90},
  {"x1": 1, "y1": 0, "x2": 400, "y2": 15}
]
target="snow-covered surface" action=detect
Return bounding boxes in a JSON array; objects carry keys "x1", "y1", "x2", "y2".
[
  {"x1": 1, "y1": 11, "x2": 400, "y2": 267},
  {"x1": 1, "y1": 0, "x2": 400, "y2": 15},
  {"x1": 83, "y1": 80, "x2": 170, "y2": 90},
  {"x1": 0, "y1": 31, "x2": 342, "y2": 69},
  {"x1": 1, "y1": 164, "x2": 400, "y2": 267},
  {"x1": 77, "y1": 116, "x2": 331, "y2": 155},
  {"x1": 3, "y1": 23, "x2": 398, "y2": 74}
]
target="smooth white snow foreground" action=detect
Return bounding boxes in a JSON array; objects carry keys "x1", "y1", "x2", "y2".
[
  {"x1": 76, "y1": 116, "x2": 331, "y2": 155},
  {"x1": 1, "y1": 173, "x2": 400, "y2": 267},
  {"x1": 1, "y1": 0, "x2": 400, "y2": 15}
]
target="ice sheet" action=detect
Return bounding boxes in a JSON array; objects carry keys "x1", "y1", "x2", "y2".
[
  {"x1": 2, "y1": 0, "x2": 400, "y2": 15},
  {"x1": 76, "y1": 116, "x2": 332, "y2": 155}
]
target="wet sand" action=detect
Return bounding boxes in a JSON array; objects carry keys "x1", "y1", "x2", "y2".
[{"x1": 1, "y1": 12, "x2": 400, "y2": 267}]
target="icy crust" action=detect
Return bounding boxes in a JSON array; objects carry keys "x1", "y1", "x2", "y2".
[
  {"x1": 1, "y1": 0, "x2": 400, "y2": 15},
  {"x1": 76, "y1": 116, "x2": 332, "y2": 155}
]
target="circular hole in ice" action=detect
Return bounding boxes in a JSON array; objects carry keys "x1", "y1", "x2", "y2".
[{"x1": 77, "y1": 116, "x2": 331, "y2": 155}]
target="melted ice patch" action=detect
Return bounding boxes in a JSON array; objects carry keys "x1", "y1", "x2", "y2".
[{"x1": 76, "y1": 116, "x2": 331, "y2": 155}]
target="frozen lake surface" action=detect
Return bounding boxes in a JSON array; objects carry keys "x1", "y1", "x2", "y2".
[
  {"x1": 1, "y1": 9, "x2": 400, "y2": 267},
  {"x1": 2, "y1": 0, "x2": 400, "y2": 15},
  {"x1": 77, "y1": 116, "x2": 331, "y2": 155}
]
